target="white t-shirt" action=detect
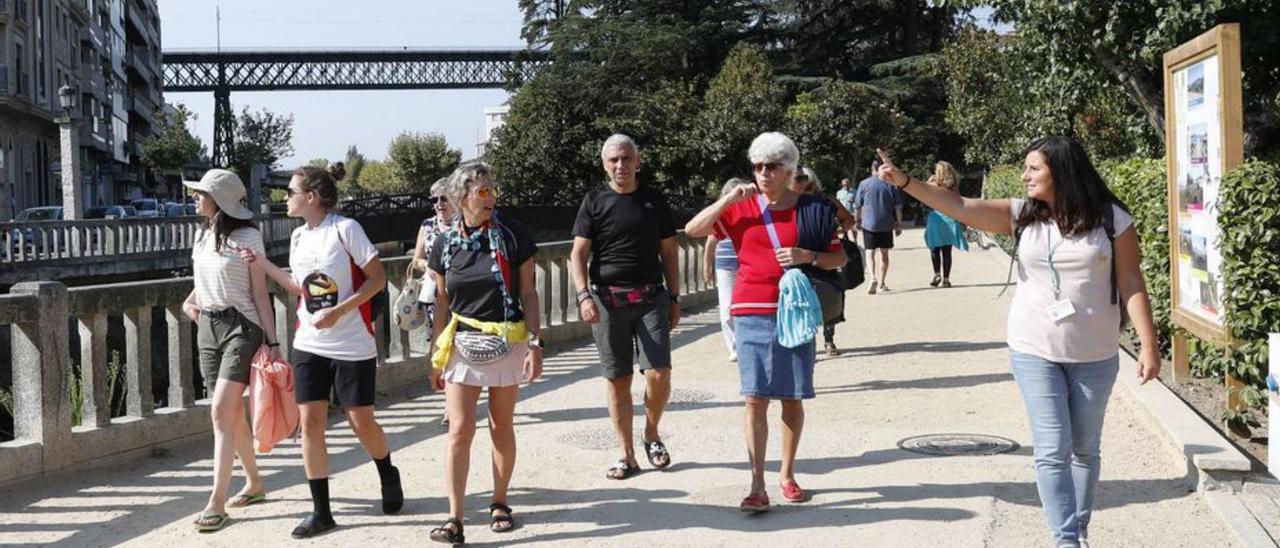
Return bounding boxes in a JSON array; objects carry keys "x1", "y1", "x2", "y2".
[
  {"x1": 289, "y1": 213, "x2": 380, "y2": 361},
  {"x1": 1007, "y1": 198, "x2": 1134, "y2": 363},
  {"x1": 191, "y1": 226, "x2": 266, "y2": 327}
]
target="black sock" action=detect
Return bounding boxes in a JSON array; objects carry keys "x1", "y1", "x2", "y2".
[
  {"x1": 308, "y1": 478, "x2": 333, "y2": 520},
  {"x1": 374, "y1": 453, "x2": 397, "y2": 484}
]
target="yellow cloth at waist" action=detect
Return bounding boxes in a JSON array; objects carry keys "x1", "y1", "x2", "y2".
[{"x1": 431, "y1": 314, "x2": 529, "y2": 370}]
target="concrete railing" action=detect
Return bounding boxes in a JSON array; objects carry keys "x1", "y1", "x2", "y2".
[
  {"x1": 0, "y1": 214, "x2": 299, "y2": 263},
  {"x1": 0, "y1": 233, "x2": 715, "y2": 486}
]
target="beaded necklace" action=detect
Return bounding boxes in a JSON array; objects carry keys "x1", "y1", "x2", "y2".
[{"x1": 443, "y1": 214, "x2": 519, "y2": 336}]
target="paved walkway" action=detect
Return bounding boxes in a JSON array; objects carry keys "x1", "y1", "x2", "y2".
[{"x1": 0, "y1": 228, "x2": 1236, "y2": 547}]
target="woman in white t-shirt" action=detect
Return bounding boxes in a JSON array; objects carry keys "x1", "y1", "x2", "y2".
[
  {"x1": 242, "y1": 163, "x2": 400, "y2": 539},
  {"x1": 181, "y1": 169, "x2": 281, "y2": 533},
  {"x1": 875, "y1": 137, "x2": 1159, "y2": 548}
]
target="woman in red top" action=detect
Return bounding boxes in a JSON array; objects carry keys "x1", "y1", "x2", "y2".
[{"x1": 685, "y1": 132, "x2": 846, "y2": 513}]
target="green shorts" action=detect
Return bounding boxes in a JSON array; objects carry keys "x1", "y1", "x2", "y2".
[{"x1": 197, "y1": 308, "x2": 264, "y2": 395}]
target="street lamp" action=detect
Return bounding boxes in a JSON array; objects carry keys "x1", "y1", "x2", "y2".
[{"x1": 56, "y1": 84, "x2": 83, "y2": 220}]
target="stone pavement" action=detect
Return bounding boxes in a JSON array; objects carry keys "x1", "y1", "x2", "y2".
[{"x1": 0, "y1": 228, "x2": 1237, "y2": 547}]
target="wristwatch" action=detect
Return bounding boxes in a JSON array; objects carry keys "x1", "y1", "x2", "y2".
[{"x1": 528, "y1": 336, "x2": 542, "y2": 349}]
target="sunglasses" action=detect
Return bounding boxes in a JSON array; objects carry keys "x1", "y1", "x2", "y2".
[
  {"x1": 752, "y1": 161, "x2": 785, "y2": 173},
  {"x1": 286, "y1": 187, "x2": 307, "y2": 198},
  {"x1": 473, "y1": 186, "x2": 500, "y2": 200},
  {"x1": 429, "y1": 196, "x2": 449, "y2": 205}
]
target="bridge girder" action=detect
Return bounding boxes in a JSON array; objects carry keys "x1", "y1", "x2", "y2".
[{"x1": 160, "y1": 49, "x2": 549, "y2": 166}]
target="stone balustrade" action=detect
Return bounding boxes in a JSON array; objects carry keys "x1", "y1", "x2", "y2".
[
  {"x1": 0, "y1": 233, "x2": 715, "y2": 486},
  {"x1": 0, "y1": 214, "x2": 300, "y2": 263}
]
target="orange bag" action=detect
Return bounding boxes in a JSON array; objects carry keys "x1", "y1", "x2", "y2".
[{"x1": 249, "y1": 346, "x2": 299, "y2": 453}]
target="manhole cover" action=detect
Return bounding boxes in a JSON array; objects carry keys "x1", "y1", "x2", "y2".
[
  {"x1": 667, "y1": 388, "x2": 716, "y2": 409},
  {"x1": 897, "y1": 433, "x2": 1020, "y2": 456}
]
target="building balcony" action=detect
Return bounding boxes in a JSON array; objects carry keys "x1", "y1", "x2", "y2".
[
  {"x1": 80, "y1": 64, "x2": 107, "y2": 102},
  {"x1": 125, "y1": 50, "x2": 157, "y2": 84},
  {"x1": 127, "y1": 93, "x2": 155, "y2": 126},
  {"x1": 80, "y1": 24, "x2": 105, "y2": 52},
  {"x1": 79, "y1": 118, "x2": 112, "y2": 153}
]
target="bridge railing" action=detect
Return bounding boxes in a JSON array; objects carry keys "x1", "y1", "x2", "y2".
[
  {"x1": 0, "y1": 233, "x2": 715, "y2": 486},
  {"x1": 0, "y1": 215, "x2": 301, "y2": 264}
]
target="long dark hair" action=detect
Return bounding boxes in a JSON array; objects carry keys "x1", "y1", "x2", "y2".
[
  {"x1": 1015, "y1": 136, "x2": 1129, "y2": 237},
  {"x1": 208, "y1": 211, "x2": 257, "y2": 251}
]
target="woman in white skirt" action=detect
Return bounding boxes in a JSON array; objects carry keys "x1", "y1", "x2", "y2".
[{"x1": 426, "y1": 161, "x2": 543, "y2": 546}]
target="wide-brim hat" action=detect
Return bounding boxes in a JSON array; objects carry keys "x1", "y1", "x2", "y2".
[{"x1": 183, "y1": 169, "x2": 254, "y2": 220}]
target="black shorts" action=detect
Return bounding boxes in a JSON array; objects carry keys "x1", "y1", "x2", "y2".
[
  {"x1": 590, "y1": 287, "x2": 672, "y2": 380},
  {"x1": 291, "y1": 349, "x2": 377, "y2": 407},
  {"x1": 862, "y1": 230, "x2": 895, "y2": 250}
]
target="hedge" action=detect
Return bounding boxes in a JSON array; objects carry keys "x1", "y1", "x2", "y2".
[{"x1": 981, "y1": 158, "x2": 1280, "y2": 411}]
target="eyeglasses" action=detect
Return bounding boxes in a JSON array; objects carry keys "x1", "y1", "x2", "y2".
[
  {"x1": 795, "y1": 174, "x2": 810, "y2": 182},
  {"x1": 752, "y1": 161, "x2": 785, "y2": 173},
  {"x1": 286, "y1": 187, "x2": 306, "y2": 198},
  {"x1": 429, "y1": 196, "x2": 449, "y2": 205},
  {"x1": 473, "y1": 186, "x2": 500, "y2": 200}
]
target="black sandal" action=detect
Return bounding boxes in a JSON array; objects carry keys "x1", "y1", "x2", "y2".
[
  {"x1": 606, "y1": 458, "x2": 639, "y2": 480},
  {"x1": 488, "y1": 502, "x2": 514, "y2": 533},
  {"x1": 429, "y1": 517, "x2": 465, "y2": 546},
  {"x1": 290, "y1": 513, "x2": 337, "y2": 539},
  {"x1": 643, "y1": 439, "x2": 672, "y2": 469}
]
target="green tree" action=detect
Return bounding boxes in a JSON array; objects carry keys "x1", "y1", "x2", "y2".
[
  {"x1": 343, "y1": 145, "x2": 367, "y2": 192},
  {"x1": 978, "y1": 0, "x2": 1280, "y2": 155},
  {"x1": 228, "y1": 107, "x2": 295, "y2": 181},
  {"x1": 784, "y1": 81, "x2": 912, "y2": 180},
  {"x1": 358, "y1": 160, "x2": 398, "y2": 194},
  {"x1": 686, "y1": 43, "x2": 786, "y2": 194},
  {"x1": 140, "y1": 104, "x2": 204, "y2": 174},
  {"x1": 385, "y1": 132, "x2": 461, "y2": 194}
]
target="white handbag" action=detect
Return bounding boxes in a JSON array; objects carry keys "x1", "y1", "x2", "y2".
[{"x1": 394, "y1": 264, "x2": 427, "y2": 331}]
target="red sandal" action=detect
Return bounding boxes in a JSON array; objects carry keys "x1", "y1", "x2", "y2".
[
  {"x1": 781, "y1": 480, "x2": 807, "y2": 502},
  {"x1": 739, "y1": 492, "x2": 770, "y2": 513}
]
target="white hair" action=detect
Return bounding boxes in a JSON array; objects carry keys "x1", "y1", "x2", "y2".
[
  {"x1": 429, "y1": 177, "x2": 449, "y2": 197},
  {"x1": 802, "y1": 167, "x2": 821, "y2": 191},
  {"x1": 748, "y1": 132, "x2": 800, "y2": 170},
  {"x1": 601, "y1": 134, "x2": 639, "y2": 157},
  {"x1": 443, "y1": 160, "x2": 492, "y2": 219}
]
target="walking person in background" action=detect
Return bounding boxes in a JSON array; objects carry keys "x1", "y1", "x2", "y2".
[
  {"x1": 182, "y1": 169, "x2": 278, "y2": 533},
  {"x1": 836, "y1": 177, "x2": 858, "y2": 242},
  {"x1": 854, "y1": 160, "x2": 903, "y2": 293},
  {"x1": 571, "y1": 134, "x2": 681, "y2": 480},
  {"x1": 411, "y1": 177, "x2": 454, "y2": 428},
  {"x1": 703, "y1": 178, "x2": 754, "y2": 363},
  {"x1": 791, "y1": 167, "x2": 849, "y2": 357},
  {"x1": 241, "y1": 164, "x2": 402, "y2": 539},
  {"x1": 923, "y1": 161, "x2": 969, "y2": 288},
  {"x1": 425, "y1": 162, "x2": 543, "y2": 546},
  {"x1": 685, "y1": 132, "x2": 846, "y2": 513},
  {"x1": 875, "y1": 137, "x2": 1160, "y2": 548}
]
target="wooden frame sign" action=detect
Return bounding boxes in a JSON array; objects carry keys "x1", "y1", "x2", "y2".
[{"x1": 1162, "y1": 23, "x2": 1242, "y2": 350}]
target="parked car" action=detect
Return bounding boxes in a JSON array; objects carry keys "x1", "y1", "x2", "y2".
[
  {"x1": 15, "y1": 206, "x2": 64, "y2": 221},
  {"x1": 130, "y1": 199, "x2": 162, "y2": 218},
  {"x1": 118, "y1": 205, "x2": 138, "y2": 218},
  {"x1": 164, "y1": 203, "x2": 197, "y2": 217},
  {"x1": 85, "y1": 206, "x2": 128, "y2": 219}
]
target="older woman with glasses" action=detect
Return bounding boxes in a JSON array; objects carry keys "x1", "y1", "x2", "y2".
[
  {"x1": 685, "y1": 132, "x2": 846, "y2": 513},
  {"x1": 426, "y1": 161, "x2": 543, "y2": 545}
]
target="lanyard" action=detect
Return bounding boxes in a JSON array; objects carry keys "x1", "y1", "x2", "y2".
[
  {"x1": 756, "y1": 195, "x2": 782, "y2": 250},
  {"x1": 1045, "y1": 227, "x2": 1066, "y2": 299}
]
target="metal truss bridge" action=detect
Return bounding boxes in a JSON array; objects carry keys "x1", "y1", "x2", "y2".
[{"x1": 160, "y1": 49, "x2": 551, "y2": 165}]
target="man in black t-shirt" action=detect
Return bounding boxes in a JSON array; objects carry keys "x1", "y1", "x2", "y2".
[{"x1": 571, "y1": 134, "x2": 680, "y2": 479}]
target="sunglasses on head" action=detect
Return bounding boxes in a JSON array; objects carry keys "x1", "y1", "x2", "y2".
[
  {"x1": 752, "y1": 161, "x2": 785, "y2": 173},
  {"x1": 429, "y1": 196, "x2": 448, "y2": 205}
]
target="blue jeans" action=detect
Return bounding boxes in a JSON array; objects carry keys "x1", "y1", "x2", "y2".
[{"x1": 1010, "y1": 350, "x2": 1119, "y2": 546}]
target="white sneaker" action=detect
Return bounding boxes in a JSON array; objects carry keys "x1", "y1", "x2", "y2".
[
  {"x1": 868, "y1": 281, "x2": 878, "y2": 294},
  {"x1": 880, "y1": 283, "x2": 891, "y2": 292}
]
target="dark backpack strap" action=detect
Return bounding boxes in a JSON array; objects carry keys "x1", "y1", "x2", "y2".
[{"x1": 1103, "y1": 204, "x2": 1118, "y2": 305}]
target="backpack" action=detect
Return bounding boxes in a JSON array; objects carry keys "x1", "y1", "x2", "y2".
[{"x1": 1004, "y1": 202, "x2": 1119, "y2": 307}]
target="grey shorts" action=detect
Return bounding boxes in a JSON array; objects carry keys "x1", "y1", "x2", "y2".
[
  {"x1": 590, "y1": 286, "x2": 672, "y2": 380},
  {"x1": 197, "y1": 308, "x2": 264, "y2": 395}
]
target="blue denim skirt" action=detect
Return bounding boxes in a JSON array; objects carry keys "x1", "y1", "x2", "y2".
[{"x1": 734, "y1": 314, "x2": 816, "y2": 400}]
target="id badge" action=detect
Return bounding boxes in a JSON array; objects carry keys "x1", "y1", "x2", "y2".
[{"x1": 1047, "y1": 299, "x2": 1077, "y2": 323}]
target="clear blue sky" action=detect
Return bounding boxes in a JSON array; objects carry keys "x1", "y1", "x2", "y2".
[{"x1": 158, "y1": 0, "x2": 525, "y2": 166}]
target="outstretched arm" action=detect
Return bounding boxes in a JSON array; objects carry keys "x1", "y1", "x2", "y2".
[{"x1": 875, "y1": 148, "x2": 1016, "y2": 236}]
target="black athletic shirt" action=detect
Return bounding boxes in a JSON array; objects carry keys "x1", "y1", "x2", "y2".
[
  {"x1": 428, "y1": 217, "x2": 538, "y2": 322},
  {"x1": 571, "y1": 184, "x2": 677, "y2": 286}
]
